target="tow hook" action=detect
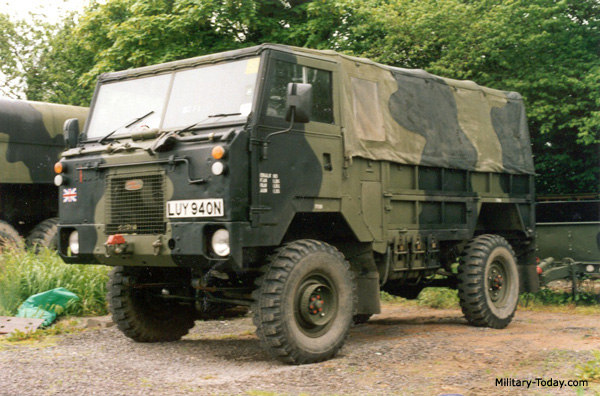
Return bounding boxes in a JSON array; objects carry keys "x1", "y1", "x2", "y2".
[
  {"x1": 104, "y1": 234, "x2": 133, "y2": 257},
  {"x1": 152, "y1": 236, "x2": 163, "y2": 256}
]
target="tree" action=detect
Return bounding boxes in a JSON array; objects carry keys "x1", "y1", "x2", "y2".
[
  {"x1": 0, "y1": 13, "x2": 58, "y2": 99},
  {"x1": 22, "y1": 0, "x2": 600, "y2": 194},
  {"x1": 25, "y1": 0, "x2": 341, "y2": 105},
  {"x1": 326, "y1": 0, "x2": 600, "y2": 195}
]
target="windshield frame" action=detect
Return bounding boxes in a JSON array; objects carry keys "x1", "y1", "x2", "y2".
[{"x1": 82, "y1": 54, "x2": 265, "y2": 142}]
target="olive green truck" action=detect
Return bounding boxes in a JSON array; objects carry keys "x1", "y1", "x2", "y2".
[
  {"x1": 56, "y1": 44, "x2": 538, "y2": 364},
  {"x1": 0, "y1": 98, "x2": 87, "y2": 249}
]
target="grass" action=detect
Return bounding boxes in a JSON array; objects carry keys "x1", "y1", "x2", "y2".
[
  {"x1": 381, "y1": 288, "x2": 460, "y2": 309},
  {"x1": 0, "y1": 247, "x2": 109, "y2": 318},
  {"x1": 576, "y1": 350, "x2": 600, "y2": 383},
  {"x1": 381, "y1": 286, "x2": 600, "y2": 314},
  {"x1": 2, "y1": 318, "x2": 84, "y2": 343},
  {"x1": 416, "y1": 288, "x2": 459, "y2": 309},
  {"x1": 1, "y1": 245, "x2": 597, "y2": 319}
]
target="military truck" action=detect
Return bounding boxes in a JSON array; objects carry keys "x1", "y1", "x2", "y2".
[
  {"x1": 56, "y1": 44, "x2": 538, "y2": 364},
  {"x1": 0, "y1": 98, "x2": 87, "y2": 249}
]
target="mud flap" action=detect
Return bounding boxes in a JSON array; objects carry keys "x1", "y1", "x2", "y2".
[
  {"x1": 518, "y1": 263, "x2": 540, "y2": 293},
  {"x1": 355, "y1": 271, "x2": 381, "y2": 316}
]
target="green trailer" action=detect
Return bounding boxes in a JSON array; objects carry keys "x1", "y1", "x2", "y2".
[{"x1": 536, "y1": 198, "x2": 600, "y2": 298}]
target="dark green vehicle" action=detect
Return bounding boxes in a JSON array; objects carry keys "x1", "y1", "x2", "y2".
[
  {"x1": 0, "y1": 98, "x2": 87, "y2": 249},
  {"x1": 56, "y1": 44, "x2": 538, "y2": 364},
  {"x1": 535, "y1": 197, "x2": 600, "y2": 290}
]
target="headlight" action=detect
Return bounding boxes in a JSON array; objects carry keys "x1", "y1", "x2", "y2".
[
  {"x1": 54, "y1": 174, "x2": 65, "y2": 186},
  {"x1": 211, "y1": 161, "x2": 226, "y2": 176},
  {"x1": 211, "y1": 229, "x2": 230, "y2": 257},
  {"x1": 69, "y1": 231, "x2": 79, "y2": 255}
]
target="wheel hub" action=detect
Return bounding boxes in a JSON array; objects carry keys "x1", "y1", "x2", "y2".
[
  {"x1": 299, "y1": 282, "x2": 335, "y2": 327},
  {"x1": 488, "y1": 263, "x2": 507, "y2": 303}
]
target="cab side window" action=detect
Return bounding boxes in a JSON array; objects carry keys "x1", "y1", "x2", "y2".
[{"x1": 265, "y1": 60, "x2": 333, "y2": 124}]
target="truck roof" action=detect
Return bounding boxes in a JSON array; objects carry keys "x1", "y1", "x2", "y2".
[{"x1": 97, "y1": 44, "x2": 534, "y2": 175}]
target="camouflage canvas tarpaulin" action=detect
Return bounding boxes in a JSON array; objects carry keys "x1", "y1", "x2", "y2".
[{"x1": 291, "y1": 46, "x2": 535, "y2": 175}]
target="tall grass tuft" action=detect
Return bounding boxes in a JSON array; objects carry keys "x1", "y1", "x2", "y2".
[{"x1": 0, "y1": 248, "x2": 109, "y2": 317}]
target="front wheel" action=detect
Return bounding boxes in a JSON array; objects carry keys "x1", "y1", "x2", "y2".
[
  {"x1": 252, "y1": 240, "x2": 356, "y2": 364},
  {"x1": 108, "y1": 267, "x2": 196, "y2": 342},
  {"x1": 457, "y1": 234, "x2": 519, "y2": 329}
]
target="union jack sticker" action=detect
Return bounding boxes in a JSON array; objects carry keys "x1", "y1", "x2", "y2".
[{"x1": 63, "y1": 188, "x2": 77, "y2": 203}]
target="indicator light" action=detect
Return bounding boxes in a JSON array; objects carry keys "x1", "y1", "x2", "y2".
[{"x1": 212, "y1": 146, "x2": 226, "y2": 160}]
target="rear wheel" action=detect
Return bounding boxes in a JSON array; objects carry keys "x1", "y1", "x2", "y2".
[
  {"x1": 457, "y1": 234, "x2": 519, "y2": 329},
  {"x1": 108, "y1": 266, "x2": 196, "y2": 342},
  {"x1": 252, "y1": 240, "x2": 355, "y2": 364},
  {"x1": 26, "y1": 217, "x2": 59, "y2": 252}
]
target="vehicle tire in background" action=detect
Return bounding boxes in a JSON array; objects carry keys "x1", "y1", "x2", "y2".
[
  {"x1": 0, "y1": 220, "x2": 22, "y2": 249},
  {"x1": 457, "y1": 234, "x2": 519, "y2": 329},
  {"x1": 26, "y1": 217, "x2": 59, "y2": 252}
]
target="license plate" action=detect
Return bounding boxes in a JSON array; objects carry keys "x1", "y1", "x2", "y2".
[{"x1": 166, "y1": 199, "x2": 224, "y2": 218}]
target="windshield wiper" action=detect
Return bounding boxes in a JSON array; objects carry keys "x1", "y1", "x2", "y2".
[
  {"x1": 174, "y1": 113, "x2": 243, "y2": 136},
  {"x1": 99, "y1": 110, "x2": 155, "y2": 144},
  {"x1": 208, "y1": 112, "x2": 242, "y2": 118}
]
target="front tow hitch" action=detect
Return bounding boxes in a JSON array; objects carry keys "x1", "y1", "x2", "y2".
[{"x1": 104, "y1": 234, "x2": 134, "y2": 257}]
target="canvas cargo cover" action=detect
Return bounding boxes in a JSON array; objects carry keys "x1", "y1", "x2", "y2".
[
  {"x1": 96, "y1": 44, "x2": 535, "y2": 175},
  {"x1": 290, "y1": 46, "x2": 534, "y2": 175}
]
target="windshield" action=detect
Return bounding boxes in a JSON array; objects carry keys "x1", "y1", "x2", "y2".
[{"x1": 85, "y1": 57, "x2": 261, "y2": 139}]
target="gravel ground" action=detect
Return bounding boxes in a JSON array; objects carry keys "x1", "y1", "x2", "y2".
[{"x1": 1, "y1": 303, "x2": 598, "y2": 396}]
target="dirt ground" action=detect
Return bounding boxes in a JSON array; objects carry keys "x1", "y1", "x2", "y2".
[{"x1": 1, "y1": 303, "x2": 598, "y2": 396}]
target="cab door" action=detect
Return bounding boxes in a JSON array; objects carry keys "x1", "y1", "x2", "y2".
[{"x1": 250, "y1": 51, "x2": 342, "y2": 235}]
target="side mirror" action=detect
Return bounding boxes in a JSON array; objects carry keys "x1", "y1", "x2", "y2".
[
  {"x1": 285, "y1": 83, "x2": 312, "y2": 124},
  {"x1": 63, "y1": 118, "x2": 80, "y2": 149}
]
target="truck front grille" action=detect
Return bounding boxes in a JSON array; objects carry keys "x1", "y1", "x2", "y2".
[{"x1": 105, "y1": 170, "x2": 165, "y2": 235}]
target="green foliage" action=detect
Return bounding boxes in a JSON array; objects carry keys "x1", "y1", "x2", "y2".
[
  {"x1": 0, "y1": 12, "x2": 58, "y2": 99},
  {"x1": 520, "y1": 288, "x2": 599, "y2": 307},
  {"x1": 7, "y1": 0, "x2": 599, "y2": 193},
  {"x1": 4, "y1": 319, "x2": 84, "y2": 343},
  {"x1": 0, "y1": 14, "x2": 19, "y2": 97},
  {"x1": 416, "y1": 288, "x2": 460, "y2": 309},
  {"x1": 576, "y1": 350, "x2": 600, "y2": 383},
  {"x1": 0, "y1": 249, "x2": 109, "y2": 317},
  {"x1": 380, "y1": 288, "x2": 460, "y2": 309},
  {"x1": 24, "y1": 0, "x2": 339, "y2": 105},
  {"x1": 332, "y1": 0, "x2": 600, "y2": 195},
  {"x1": 379, "y1": 291, "x2": 405, "y2": 303}
]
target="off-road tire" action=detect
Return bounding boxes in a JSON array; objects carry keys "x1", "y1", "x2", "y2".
[
  {"x1": 353, "y1": 314, "x2": 372, "y2": 325},
  {"x1": 0, "y1": 220, "x2": 21, "y2": 249},
  {"x1": 108, "y1": 266, "x2": 196, "y2": 342},
  {"x1": 457, "y1": 234, "x2": 519, "y2": 329},
  {"x1": 252, "y1": 239, "x2": 356, "y2": 364},
  {"x1": 26, "y1": 218, "x2": 59, "y2": 252}
]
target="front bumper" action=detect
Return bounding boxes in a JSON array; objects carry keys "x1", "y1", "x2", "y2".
[{"x1": 58, "y1": 221, "x2": 247, "y2": 270}]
